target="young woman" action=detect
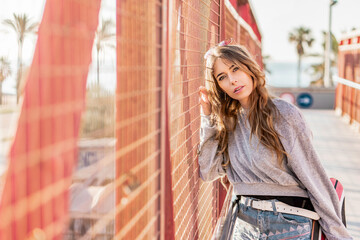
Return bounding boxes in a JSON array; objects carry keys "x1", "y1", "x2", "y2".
[{"x1": 198, "y1": 41, "x2": 352, "y2": 240}]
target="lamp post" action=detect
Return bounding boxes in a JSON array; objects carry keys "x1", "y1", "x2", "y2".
[{"x1": 324, "y1": 0, "x2": 338, "y2": 87}]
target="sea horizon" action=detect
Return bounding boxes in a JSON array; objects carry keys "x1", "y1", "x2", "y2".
[
  {"x1": 265, "y1": 60, "x2": 334, "y2": 88},
  {"x1": 1, "y1": 61, "x2": 334, "y2": 95}
]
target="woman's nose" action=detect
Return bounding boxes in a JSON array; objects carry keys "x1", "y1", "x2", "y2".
[{"x1": 229, "y1": 74, "x2": 237, "y2": 84}]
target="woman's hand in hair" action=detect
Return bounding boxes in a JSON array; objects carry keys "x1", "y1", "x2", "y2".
[{"x1": 199, "y1": 86, "x2": 211, "y2": 116}]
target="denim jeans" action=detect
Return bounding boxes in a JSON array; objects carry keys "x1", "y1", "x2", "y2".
[{"x1": 234, "y1": 197, "x2": 313, "y2": 240}]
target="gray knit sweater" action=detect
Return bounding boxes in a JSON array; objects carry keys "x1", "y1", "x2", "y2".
[{"x1": 198, "y1": 98, "x2": 352, "y2": 240}]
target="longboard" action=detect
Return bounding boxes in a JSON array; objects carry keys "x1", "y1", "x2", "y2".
[{"x1": 311, "y1": 178, "x2": 347, "y2": 240}]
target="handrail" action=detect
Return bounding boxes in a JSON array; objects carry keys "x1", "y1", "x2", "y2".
[{"x1": 333, "y1": 76, "x2": 360, "y2": 90}]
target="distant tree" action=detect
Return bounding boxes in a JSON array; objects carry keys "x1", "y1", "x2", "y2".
[
  {"x1": 2, "y1": 13, "x2": 38, "y2": 103},
  {"x1": 95, "y1": 19, "x2": 115, "y2": 87},
  {"x1": 80, "y1": 84, "x2": 115, "y2": 138},
  {"x1": 0, "y1": 57, "x2": 12, "y2": 105},
  {"x1": 288, "y1": 27, "x2": 314, "y2": 87},
  {"x1": 307, "y1": 31, "x2": 338, "y2": 87}
]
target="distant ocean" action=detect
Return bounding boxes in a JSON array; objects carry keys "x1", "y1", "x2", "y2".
[
  {"x1": 265, "y1": 61, "x2": 335, "y2": 88},
  {"x1": 2, "y1": 61, "x2": 333, "y2": 94}
]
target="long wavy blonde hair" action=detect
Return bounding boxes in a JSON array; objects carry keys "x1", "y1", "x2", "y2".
[{"x1": 204, "y1": 44, "x2": 288, "y2": 168}]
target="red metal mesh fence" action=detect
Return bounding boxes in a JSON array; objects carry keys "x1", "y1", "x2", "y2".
[
  {"x1": 115, "y1": 0, "x2": 164, "y2": 239},
  {"x1": 225, "y1": 8, "x2": 237, "y2": 40},
  {"x1": 336, "y1": 39, "x2": 360, "y2": 125},
  {"x1": 169, "y1": 0, "x2": 221, "y2": 239},
  {"x1": 239, "y1": 26, "x2": 249, "y2": 46},
  {"x1": 225, "y1": 2, "x2": 262, "y2": 67},
  {"x1": 0, "y1": 0, "x2": 262, "y2": 239}
]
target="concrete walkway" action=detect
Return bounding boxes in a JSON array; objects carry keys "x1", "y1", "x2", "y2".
[{"x1": 302, "y1": 109, "x2": 360, "y2": 238}]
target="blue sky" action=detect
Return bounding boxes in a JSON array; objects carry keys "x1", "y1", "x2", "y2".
[
  {"x1": 0, "y1": 0, "x2": 116, "y2": 94},
  {"x1": 1, "y1": 0, "x2": 360, "y2": 93},
  {"x1": 251, "y1": 0, "x2": 360, "y2": 62}
]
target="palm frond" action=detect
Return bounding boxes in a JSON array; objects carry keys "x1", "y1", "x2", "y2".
[
  {"x1": 307, "y1": 38, "x2": 315, "y2": 47},
  {"x1": 2, "y1": 19, "x2": 16, "y2": 30},
  {"x1": 95, "y1": 18, "x2": 116, "y2": 52},
  {"x1": 26, "y1": 22, "x2": 39, "y2": 33},
  {"x1": 289, "y1": 26, "x2": 314, "y2": 54},
  {"x1": 2, "y1": 13, "x2": 38, "y2": 40},
  {"x1": 0, "y1": 56, "x2": 12, "y2": 82}
]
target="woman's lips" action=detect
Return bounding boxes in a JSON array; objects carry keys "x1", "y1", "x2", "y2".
[{"x1": 234, "y1": 86, "x2": 244, "y2": 93}]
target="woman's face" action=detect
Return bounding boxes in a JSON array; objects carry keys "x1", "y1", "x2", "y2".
[{"x1": 213, "y1": 58, "x2": 254, "y2": 109}]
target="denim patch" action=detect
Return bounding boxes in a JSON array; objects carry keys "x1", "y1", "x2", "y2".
[{"x1": 235, "y1": 198, "x2": 312, "y2": 240}]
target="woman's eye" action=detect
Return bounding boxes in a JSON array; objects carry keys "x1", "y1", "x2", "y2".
[
  {"x1": 233, "y1": 67, "x2": 239, "y2": 72},
  {"x1": 219, "y1": 75, "x2": 226, "y2": 81}
]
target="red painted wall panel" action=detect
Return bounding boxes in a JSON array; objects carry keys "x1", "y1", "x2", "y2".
[
  {"x1": 336, "y1": 39, "x2": 360, "y2": 124},
  {"x1": 0, "y1": 1, "x2": 101, "y2": 239}
]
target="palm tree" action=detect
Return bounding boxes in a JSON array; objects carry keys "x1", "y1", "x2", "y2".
[
  {"x1": 288, "y1": 27, "x2": 314, "y2": 87},
  {"x1": 0, "y1": 57, "x2": 12, "y2": 105},
  {"x1": 95, "y1": 19, "x2": 115, "y2": 86},
  {"x1": 3, "y1": 13, "x2": 38, "y2": 103},
  {"x1": 307, "y1": 31, "x2": 338, "y2": 86}
]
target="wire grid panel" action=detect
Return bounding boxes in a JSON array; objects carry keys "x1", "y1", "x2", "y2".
[
  {"x1": 115, "y1": 0, "x2": 163, "y2": 239},
  {"x1": 239, "y1": 25, "x2": 250, "y2": 47},
  {"x1": 224, "y1": 6, "x2": 262, "y2": 69},
  {"x1": 338, "y1": 50, "x2": 349, "y2": 118},
  {"x1": 0, "y1": 1, "x2": 102, "y2": 240},
  {"x1": 169, "y1": 0, "x2": 221, "y2": 239},
  {"x1": 335, "y1": 50, "x2": 345, "y2": 113},
  {"x1": 224, "y1": 7, "x2": 237, "y2": 40},
  {"x1": 337, "y1": 49, "x2": 360, "y2": 123}
]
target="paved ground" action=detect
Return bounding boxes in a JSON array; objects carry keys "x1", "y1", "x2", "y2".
[
  {"x1": 302, "y1": 109, "x2": 360, "y2": 239},
  {"x1": 232, "y1": 109, "x2": 360, "y2": 239}
]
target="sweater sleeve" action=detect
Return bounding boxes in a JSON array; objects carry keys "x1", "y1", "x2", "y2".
[
  {"x1": 286, "y1": 109, "x2": 352, "y2": 240},
  {"x1": 197, "y1": 114, "x2": 226, "y2": 182}
]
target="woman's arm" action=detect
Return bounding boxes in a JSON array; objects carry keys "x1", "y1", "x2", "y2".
[
  {"x1": 198, "y1": 114, "x2": 226, "y2": 182},
  {"x1": 286, "y1": 109, "x2": 352, "y2": 240},
  {"x1": 197, "y1": 86, "x2": 226, "y2": 182}
]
